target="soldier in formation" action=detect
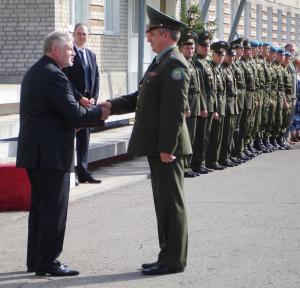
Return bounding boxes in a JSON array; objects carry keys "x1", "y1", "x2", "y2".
[{"x1": 177, "y1": 30, "x2": 296, "y2": 178}]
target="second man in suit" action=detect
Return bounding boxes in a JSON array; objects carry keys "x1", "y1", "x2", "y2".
[{"x1": 63, "y1": 23, "x2": 101, "y2": 184}]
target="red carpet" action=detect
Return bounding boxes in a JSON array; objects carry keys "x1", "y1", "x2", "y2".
[{"x1": 0, "y1": 164, "x2": 31, "y2": 211}]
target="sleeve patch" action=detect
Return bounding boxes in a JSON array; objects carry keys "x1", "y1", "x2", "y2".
[{"x1": 171, "y1": 68, "x2": 184, "y2": 81}]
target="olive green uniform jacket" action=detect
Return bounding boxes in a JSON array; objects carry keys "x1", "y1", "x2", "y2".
[{"x1": 110, "y1": 46, "x2": 192, "y2": 156}]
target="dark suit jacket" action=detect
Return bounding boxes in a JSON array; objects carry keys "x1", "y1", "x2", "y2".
[
  {"x1": 16, "y1": 55, "x2": 103, "y2": 172},
  {"x1": 110, "y1": 47, "x2": 192, "y2": 157},
  {"x1": 63, "y1": 46, "x2": 99, "y2": 102}
]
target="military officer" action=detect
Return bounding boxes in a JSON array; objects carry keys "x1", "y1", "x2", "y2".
[
  {"x1": 230, "y1": 37, "x2": 249, "y2": 162},
  {"x1": 240, "y1": 39, "x2": 256, "y2": 158},
  {"x1": 252, "y1": 41, "x2": 270, "y2": 153},
  {"x1": 260, "y1": 42, "x2": 276, "y2": 151},
  {"x1": 248, "y1": 40, "x2": 262, "y2": 155},
  {"x1": 281, "y1": 51, "x2": 293, "y2": 149},
  {"x1": 271, "y1": 48, "x2": 289, "y2": 149},
  {"x1": 220, "y1": 46, "x2": 240, "y2": 167},
  {"x1": 266, "y1": 46, "x2": 281, "y2": 150},
  {"x1": 192, "y1": 31, "x2": 216, "y2": 174},
  {"x1": 102, "y1": 5, "x2": 191, "y2": 275},
  {"x1": 179, "y1": 31, "x2": 205, "y2": 177},
  {"x1": 206, "y1": 41, "x2": 229, "y2": 170}
]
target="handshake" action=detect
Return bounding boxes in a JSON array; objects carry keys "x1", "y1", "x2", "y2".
[
  {"x1": 99, "y1": 101, "x2": 112, "y2": 120},
  {"x1": 78, "y1": 96, "x2": 112, "y2": 121}
]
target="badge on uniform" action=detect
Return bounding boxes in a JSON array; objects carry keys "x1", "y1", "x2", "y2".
[{"x1": 171, "y1": 68, "x2": 184, "y2": 80}]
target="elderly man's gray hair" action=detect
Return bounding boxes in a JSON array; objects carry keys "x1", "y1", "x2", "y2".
[{"x1": 43, "y1": 31, "x2": 73, "y2": 54}]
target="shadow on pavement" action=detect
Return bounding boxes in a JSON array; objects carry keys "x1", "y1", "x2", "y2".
[{"x1": 0, "y1": 270, "x2": 156, "y2": 287}]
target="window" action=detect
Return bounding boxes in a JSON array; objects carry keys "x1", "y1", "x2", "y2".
[
  {"x1": 104, "y1": 0, "x2": 120, "y2": 34},
  {"x1": 70, "y1": 0, "x2": 89, "y2": 28}
]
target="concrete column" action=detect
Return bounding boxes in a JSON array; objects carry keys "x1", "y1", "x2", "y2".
[
  {"x1": 267, "y1": 7, "x2": 273, "y2": 42},
  {"x1": 216, "y1": 0, "x2": 224, "y2": 40},
  {"x1": 286, "y1": 11, "x2": 291, "y2": 43},
  {"x1": 256, "y1": 4, "x2": 262, "y2": 40},
  {"x1": 295, "y1": 14, "x2": 300, "y2": 47},
  {"x1": 277, "y1": 9, "x2": 282, "y2": 44},
  {"x1": 244, "y1": 1, "x2": 251, "y2": 38}
]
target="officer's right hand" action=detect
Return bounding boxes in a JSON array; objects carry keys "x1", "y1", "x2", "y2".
[{"x1": 160, "y1": 152, "x2": 176, "y2": 163}]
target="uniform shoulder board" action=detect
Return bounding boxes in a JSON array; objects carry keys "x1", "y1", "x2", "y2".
[{"x1": 169, "y1": 53, "x2": 177, "y2": 59}]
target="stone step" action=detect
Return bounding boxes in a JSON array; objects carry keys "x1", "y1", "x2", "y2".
[
  {"x1": 0, "y1": 125, "x2": 133, "y2": 164},
  {"x1": 0, "y1": 113, "x2": 134, "y2": 140},
  {"x1": 0, "y1": 85, "x2": 20, "y2": 116}
]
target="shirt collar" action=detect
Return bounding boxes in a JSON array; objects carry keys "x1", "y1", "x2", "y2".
[
  {"x1": 74, "y1": 43, "x2": 85, "y2": 52},
  {"x1": 156, "y1": 45, "x2": 176, "y2": 62}
]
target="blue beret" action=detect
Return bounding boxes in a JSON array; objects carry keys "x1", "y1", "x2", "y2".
[
  {"x1": 270, "y1": 46, "x2": 277, "y2": 53},
  {"x1": 277, "y1": 48, "x2": 285, "y2": 54},
  {"x1": 258, "y1": 41, "x2": 263, "y2": 47},
  {"x1": 250, "y1": 40, "x2": 259, "y2": 47},
  {"x1": 262, "y1": 42, "x2": 271, "y2": 47}
]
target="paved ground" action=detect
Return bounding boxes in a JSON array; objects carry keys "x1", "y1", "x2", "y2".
[{"x1": 0, "y1": 148, "x2": 300, "y2": 288}]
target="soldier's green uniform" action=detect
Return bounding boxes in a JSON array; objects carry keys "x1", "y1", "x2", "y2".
[
  {"x1": 192, "y1": 31, "x2": 216, "y2": 174},
  {"x1": 178, "y1": 32, "x2": 206, "y2": 177},
  {"x1": 109, "y1": 5, "x2": 191, "y2": 273},
  {"x1": 260, "y1": 42, "x2": 274, "y2": 150},
  {"x1": 271, "y1": 49, "x2": 286, "y2": 149},
  {"x1": 206, "y1": 41, "x2": 228, "y2": 170},
  {"x1": 282, "y1": 52, "x2": 293, "y2": 148},
  {"x1": 240, "y1": 39, "x2": 256, "y2": 158},
  {"x1": 253, "y1": 42, "x2": 269, "y2": 153},
  {"x1": 248, "y1": 40, "x2": 261, "y2": 155},
  {"x1": 266, "y1": 47, "x2": 279, "y2": 149},
  {"x1": 220, "y1": 47, "x2": 239, "y2": 166},
  {"x1": 231, "y1": 38, "x2": 247, "y2": 160}
]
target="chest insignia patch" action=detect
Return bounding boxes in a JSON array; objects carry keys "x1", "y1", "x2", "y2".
[
  {"x1": 171, "y1": 68, "x2": 184, "y2": 80},
  {"x1": 147, "y1": 71, "x2": 158, "y2": 77}
]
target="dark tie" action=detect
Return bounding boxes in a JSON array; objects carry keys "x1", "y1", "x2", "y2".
[{"x1": 79, "y1": 50, "x2": 91, "y2": 94}]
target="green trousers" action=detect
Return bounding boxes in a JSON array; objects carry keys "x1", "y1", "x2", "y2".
[
  {"x1": 206, "y1": 115, "x2": 224, "y2": 165},
  {"x1": 184, "y1": 116, "x2": 197, "y2": 172},
  {"x1": 147, "y1": 156, "x2": 188, "y2": 270}
]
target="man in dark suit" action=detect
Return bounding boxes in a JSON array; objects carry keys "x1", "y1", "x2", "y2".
[
  {"x1": 16, "y1": 31, "x2": 109, "y2": 276},
  {"x1": 63, "y1": 23, "x2": 101, "y2": 184},
  {"x1": 102, "y1": 5, "x2": 192, "y2": 275}
]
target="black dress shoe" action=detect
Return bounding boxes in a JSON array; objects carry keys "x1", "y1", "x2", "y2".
[
  {"x1": 28, "y1": 259, "x2": 65, "y2": 273},
  {"x1": 201, "y1": 165, "x2": 213, "y2": 172},
  {"x1": 208, "y1": 162, "x2": 225, "y2": 170},
  {"x1": 184, "y1": 171, "x2": 197, "y2": 178},
  {"x1": 192, "y1": 171, "x2": 201, "y2": 176},
  {"x1": 78, "y1": 176, "x2": 102, "y2": 184},
  {"x1": 141, "y1": 264, "x2": 184, "y2": 275},
  {"x1": 36, "y1": 265, "x2": 79, "y2": 277},
  {"x1": 141, "y1": 261, "x2": 157, "y2": 269}
]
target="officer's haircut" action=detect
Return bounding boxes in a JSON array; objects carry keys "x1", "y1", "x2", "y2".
[
  {"x1": 43, "y1": 31, "x2": 73, "y2": 54},
  {"x1": 158, "y1": 28, "x2": 180, "y2": 42}
]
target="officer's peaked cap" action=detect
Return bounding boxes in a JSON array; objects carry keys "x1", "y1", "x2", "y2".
[{"x1": 146, "y1": 5, "x2": 187, "y2": 32}]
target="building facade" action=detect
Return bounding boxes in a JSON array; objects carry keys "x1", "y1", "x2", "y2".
[{"x1": 1, "y1": 0, "x2": 300, "y2": 102}]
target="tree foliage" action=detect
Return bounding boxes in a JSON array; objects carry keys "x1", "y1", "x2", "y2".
[{"x1": 180, "y1": 2, "x2": 216, "y2": 35}]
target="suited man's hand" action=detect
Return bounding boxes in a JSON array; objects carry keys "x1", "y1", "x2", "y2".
[
  {"x1": 100, "y1": 101, "x2": 112, "y2": 110},
  {"x1": 80, "y1": 97, "x2": 92, "y2": 108},
  {"x1": 160, "y1": 152, "x2": 176, "y2": 163},
  {"x1": 99, "y1": 104, "x2": 111, "y2": 120}
]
